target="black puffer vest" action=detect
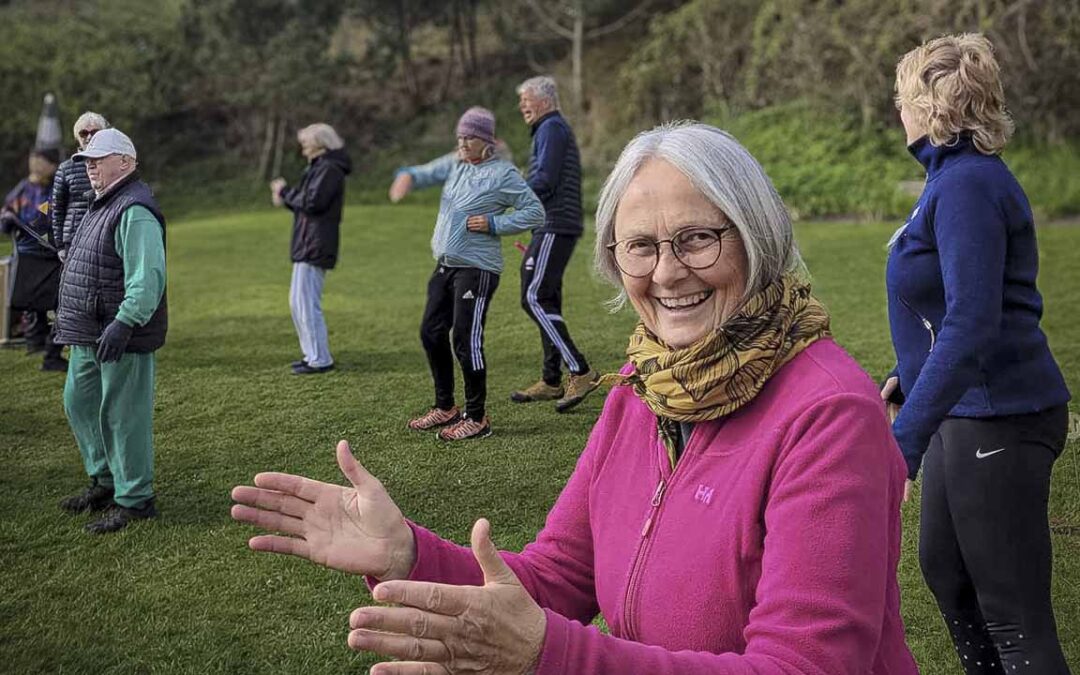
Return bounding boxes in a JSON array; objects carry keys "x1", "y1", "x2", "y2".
[
  {"x1": 51, "y1": 158, "x2": 93, "y2": 249},
  {"x1": 54, "y1": 173, "x2": 168, "y2": 352}
]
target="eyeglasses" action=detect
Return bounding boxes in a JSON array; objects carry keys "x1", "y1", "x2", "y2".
[
  {"x1": 77, "y1": 128, "x2": 99, "y2": 139},
  {"x1": 607, "y1": 225, "x2": 733, "y2": 278}
]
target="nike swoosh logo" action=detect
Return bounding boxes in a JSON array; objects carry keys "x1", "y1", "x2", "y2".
[{"x1": 975, "y1": 447, "x2": 1006, "y2": 459}]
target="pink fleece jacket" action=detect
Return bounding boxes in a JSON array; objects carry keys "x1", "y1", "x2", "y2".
[{"x1": 403, "y1": 338, "x2": 919, "y2": 674}]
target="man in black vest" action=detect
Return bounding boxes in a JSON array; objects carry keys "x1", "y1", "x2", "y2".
[{"x1": 53, "y1": 128, "x2": 167, "y2": 534}]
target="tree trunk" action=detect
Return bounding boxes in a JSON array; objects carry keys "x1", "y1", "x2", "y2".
[
  {"x1": 465, "y1": 0, "x2": 478, "y2": 75},
  {"x1": 271, "y1": 116, "x2": 287, "y2": 179},
  {"x1": 572, "y1": 0, "x2": 584, "y2": 113},
  {"x1": 257, "y1": 111, "x2": 276, "y2": 182}
]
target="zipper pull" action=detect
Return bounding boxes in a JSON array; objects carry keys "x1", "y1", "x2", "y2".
[
  {"x1": 651, "y1": 479, "x2": 666, "y2": 507},
  {"x1": 641, "y1": 515, "x2": 653, "y2": 537},
  {"x1": 922, "y1": 319, "x2": 936, "y2": 351},
  {"x1": 641, "y1": 479, "x2": 667, "y2": 537}
]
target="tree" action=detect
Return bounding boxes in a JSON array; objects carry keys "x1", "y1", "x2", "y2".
[{"x1": 521, "y1": 0, "x2": 653, "y2": 112}]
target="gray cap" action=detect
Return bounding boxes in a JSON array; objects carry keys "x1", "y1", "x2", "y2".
[{"x1": 73, "y1": 128, "x2": 136, "y2": 161}]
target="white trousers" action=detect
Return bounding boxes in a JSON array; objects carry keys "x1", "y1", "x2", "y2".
[{"x1": 289, "y1": 262, "x2": 333, "y2": 367}]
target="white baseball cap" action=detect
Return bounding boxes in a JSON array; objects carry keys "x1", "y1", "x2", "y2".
[{"x1": 73, "y1": 128, "x2": 137, "y2": 161}]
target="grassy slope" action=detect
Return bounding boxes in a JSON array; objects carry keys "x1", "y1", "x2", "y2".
[{"x1": 0, "y1": 205, "x2": 1076, "y2": 673}]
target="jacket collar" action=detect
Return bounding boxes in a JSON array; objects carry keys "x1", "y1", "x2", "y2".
[
  {"x1": 530, "y1": 110, "x2": 561, "y2": 136},
  {"x1": 908, "y1": 133, "x2": 976, "y2": 178}
]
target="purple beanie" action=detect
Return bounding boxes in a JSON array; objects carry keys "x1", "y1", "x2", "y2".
[{"x1": 456, "y1": 106, "x2": 496, "y2": 145}]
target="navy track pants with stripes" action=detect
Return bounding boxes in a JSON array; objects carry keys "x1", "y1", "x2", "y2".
[
  {"x1": 520, "y1": 232, "x2": 590, "y2": 385},
  {"x1": 419, "y1": 263, "x2": 499, "y2": 420}
]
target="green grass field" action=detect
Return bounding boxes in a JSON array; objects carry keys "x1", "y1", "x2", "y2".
[{"x1": 2, "y1": 205, "x2": 1077, "y2": 673}]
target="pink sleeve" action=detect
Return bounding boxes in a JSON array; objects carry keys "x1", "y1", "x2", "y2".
[
  {"x1": 535, "y1": 392, "x2": 905, "y2": 675},
  {"x1": 378, "y1": 397, "x2": 623, "y2": 625}
]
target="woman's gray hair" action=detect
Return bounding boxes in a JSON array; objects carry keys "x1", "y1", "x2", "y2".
[
  {"x1": 516, "y1": 76, "x2": 560, "y2": 109},
  {"x1": 594, "y1": 121, "x2": 804, "y2": 307},
  {"x1": 297, "y1": 123, "x2": 344, "y2": 151},
  {"x1": 73, "y1": 111, "x2": 109, "y2": 136}
]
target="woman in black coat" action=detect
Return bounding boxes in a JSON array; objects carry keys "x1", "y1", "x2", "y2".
[{"x1": 271, "y1": 123, "x2": 352, "y2": 375}]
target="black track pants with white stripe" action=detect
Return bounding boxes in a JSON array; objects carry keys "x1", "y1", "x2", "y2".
[
  {"x1": 519, "y1": 232, "x2": 590, "y2": 385},
  {"x1": 918, "y1": 404, "x2": 1071, "y2": 674},
  {"x1": 419, "y1": 264, "x2": 499, "y2": 420}
]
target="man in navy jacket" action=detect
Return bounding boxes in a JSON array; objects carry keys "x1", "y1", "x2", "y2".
[{"x1": 511, "y1": 76, "x2": 598, "y2": 412}]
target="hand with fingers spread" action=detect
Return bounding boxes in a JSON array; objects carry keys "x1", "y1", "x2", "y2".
[
  {"x1": 231, "y1": 440, "x2": 416, "y2": 580},
  {"x1": 349, "y1": 518, "x2": 545, "y2": 675}
]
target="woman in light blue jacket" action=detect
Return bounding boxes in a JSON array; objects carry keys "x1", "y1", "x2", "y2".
[{"x1": 389, "y1": 107, "x2": 543, "y2": 440}]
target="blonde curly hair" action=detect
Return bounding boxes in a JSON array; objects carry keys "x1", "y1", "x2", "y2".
[{"x1": 895, "y1": 33, "x2": 1014, "y2": 155}]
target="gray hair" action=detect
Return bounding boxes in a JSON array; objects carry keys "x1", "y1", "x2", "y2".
[
  {"x1": 594, "y1": 121, "x2": 804, "y2": 308},
  {"x1": 73, "y1": 111, "x2": 109, "y2": 136},
  {"x1": 516, "y1": 76, "x2": 560, "y2": 109},
  {"x1": 297, "y1": 123, "x2": 344, "y2": 151}
]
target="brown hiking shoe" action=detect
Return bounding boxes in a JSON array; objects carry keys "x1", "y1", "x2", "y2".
[
  {"x1": 408, "y1": 406, "x2": 460, "y2": 431},
  {"x1": 437, "y1": 416, "x2": 492, "y2": 441},
  {"x1": 510, "y1": 379, "x2": 564, "y2": 403},
  {"x1": 556, "y1": 369, "x2": 600, "y2": 413}
]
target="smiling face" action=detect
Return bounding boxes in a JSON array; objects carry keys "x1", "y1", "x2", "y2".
[{"x1": 613, "y1": 158, "x2": 748, "y2": 348}]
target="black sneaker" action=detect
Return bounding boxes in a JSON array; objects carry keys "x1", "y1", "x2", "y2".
[
  {"x1": 84, "y1": 499, "x2": 158, "y2": 534},
  {"x1": 59, "y1": 483, "x2": 115, "y2": 513},
  {"x1": 41, "y1": 357, "x2": 68, "y2": 372},
  {"x1": 290, "y1": 359, "x2": 308, "y2": 369}
]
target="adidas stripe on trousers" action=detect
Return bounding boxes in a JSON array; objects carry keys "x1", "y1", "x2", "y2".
[
  {"x1": 520, "y1": 232, "x2": 590, "y2": 385},
  {"x1": 420, "y1": 263, "x2": 499, "y2": 420},
  {"x1": 918, "y1": 404, "x2": 1071, "y2": 674}
]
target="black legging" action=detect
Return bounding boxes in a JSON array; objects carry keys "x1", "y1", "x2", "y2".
[
  {"x1": 919, "y1": 404, "x2": 1071, "y2": 674},
  {"x1": 419, "y1": 263, "x2": 499, "y2": 421}
]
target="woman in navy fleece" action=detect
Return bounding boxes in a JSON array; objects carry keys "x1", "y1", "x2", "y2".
[{"x1": 885, "y1": 33, "x2": 1071, "y2": 674}]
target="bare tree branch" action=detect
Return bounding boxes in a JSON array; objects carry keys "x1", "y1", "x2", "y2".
[
  {"x1": 1015, "y1": 9, "x2": 1038, "y2": 70},
  {"x1": 585, "y1": 0, "x2": 653, "y2": 39},
  {"x1": 523, "y1": 0, "x2": 575, "y2": 39}
]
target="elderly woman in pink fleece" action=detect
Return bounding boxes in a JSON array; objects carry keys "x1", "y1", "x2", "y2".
[{"x1": 231, "y1": 123, "x2": 919, "y2": 675}]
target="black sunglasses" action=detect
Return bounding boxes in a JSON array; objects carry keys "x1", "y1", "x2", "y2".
[{"x1": 77, "y1": 128, "x2": 100, "y2": 139}]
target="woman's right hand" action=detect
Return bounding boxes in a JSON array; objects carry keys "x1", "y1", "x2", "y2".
[
  {"x1": 880, "y1": 376, "x2": 901, "y2": 423},
  {"x1": 231, "y1": 440, "x2": 417, "y2": 580},
  {"x1": 388, "y1": 173, "x2": 413, "y2": 203}
]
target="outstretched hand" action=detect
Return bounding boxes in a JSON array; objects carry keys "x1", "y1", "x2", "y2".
[
  {"x1": 349, "y1": 518, "x2": 546, "y2": 675},
  {"x1": 389, "y1": 173, "x2": 413, "y2": 203},
  {"x1": 231, "y1": 440, "x2": 416, "y2": 580}
]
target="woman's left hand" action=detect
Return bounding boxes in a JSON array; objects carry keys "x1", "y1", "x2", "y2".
[
  {"x1": 349, "y1": 518, "x2": 546, "y2": 675},
  {"x1": 466, "y1": 215, "x2": 490, "y2": 233}
]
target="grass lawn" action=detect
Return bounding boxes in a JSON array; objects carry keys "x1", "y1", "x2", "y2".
[{"x1": 1, "y1": 204, "x2": 1077, "y2": 673}]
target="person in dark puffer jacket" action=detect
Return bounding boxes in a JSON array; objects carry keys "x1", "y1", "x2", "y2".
[
  {"x1": 511, "y1": 76, "x2": 598, "y2": 413},
  {"x1": 54, "y1": 128, "x2": 167, "y2": 535},
  {"x1": 270, "y1": 123, "x2": 352, "y2": 375},
  {"x1": 51, "y1": 111, "x2": 109, "y2": 259}
]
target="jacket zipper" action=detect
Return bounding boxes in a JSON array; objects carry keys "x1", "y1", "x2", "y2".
[
  {"x1": 896, "y1": 294, "x2": 936, "y2": 352},
  {"x1": 621, "y1": 427, "x2": 693, "y2": 641}
]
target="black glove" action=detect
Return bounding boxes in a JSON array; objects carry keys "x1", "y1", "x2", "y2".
[
  {"x1": 96, "y1": 319, "x2": 134, "y2": 363},
  {"x1": 0, "y1": 211, "x2": 16, "y2": 235}
]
